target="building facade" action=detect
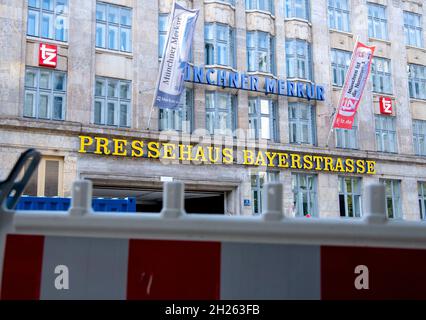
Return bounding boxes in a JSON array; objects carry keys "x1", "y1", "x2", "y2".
[{"x1": 1, "y1": 0, "x2": 426, "y2": 219}]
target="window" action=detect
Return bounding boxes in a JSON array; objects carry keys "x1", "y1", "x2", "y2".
[
  {"x1": 247, "y1": 31, "x2": 275, "y2": 74},
  {"x1": 24, "y1": 67, "x2": 66, "y2": 120},
  {"x1": 23, "y1": 156, "x2": 64, "y2": 197},
  {"x1": 245, "y1": 0, "x2": 274, "y2": 14},
  {"x1": 159, "y1": 88, "x2": 193, "y2": 133},
  {"x1": 404, "y1": 11, "x2": 423, "y2": 48},
  {"x1": 419, "y1": 182, "x2": 426, "y2": 220},
  {"x1": 96, "y1": 2, "x2": 132, "y2": 52},
  {"x1": 158, "y1": 14, "x2": 169, "y2": 58},
  {"x1": 205, "y1": 91, "x2": 237, "y2": 135},
  {"x1": 331, "y1": 49, "x2": 351, "y2": 87},
  {"x1": 408, "y1": 64, "x2": 426, "y2": 100},
  {"x1": 371, "y1": 57, "x2": 392, "y2": 94},
  {"x1": 328, "y1": 0, "x2": 350, "y2": 32},
  {"x1": 248, "y1": 98, "x2": 278, "y2": 141},
  {"x1": 380, "y1": 179, "x2": 402, "y2": 219},
  {"x1": 205, "y1": 23, "x2": 235, "y2": 68},
  {"x1": 413, "y1": 120, "x2": 426, "y2": 156},
  {"x1": 94, "y1": 77, "x2": 131, "y2": 127},
  {"x1": 368, "y1": 3, "x2": 387, "y2": 40},
  {"x1": 375, "y1": 115, "x2": 397, "y2": 153},
  {"x1": 339, "y1": 176, "x2": 362, "y2": 218},
  {"x1": 27, "y1": 0, "x2": 68, "y2": 41},
  {"x1": 335, "y1": 115, "x2": 358, "y2": 149},
  {"x1": 292, "y1": 173, "x2": 317, "y2": 217},
  {"x1": 289, "y1": 103, "x2": 316, "y2": 145},
  {"x1": 251, "y1": 171, "x2": 279, "y2": 215},
  {"x1": 215, "y1": 0, "x2": 236, "y2": 6},
  {"x1": 286, "y1": 39, "x2": 312, "y2": 80},
  {"x1": 285, "y1": 0, "x2": 310, "y2": 21}
]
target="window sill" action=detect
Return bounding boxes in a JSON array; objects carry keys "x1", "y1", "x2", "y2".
[
  {"x1": 204, "y1": 0, "x2": 236, "y2": 11},
  {"x1": 368, "y1": 37, "x2": 391, "y2": 45},
  {"x1": 247, "y1": 71, "x2": 277, "y2": 79},
  {"x1": 95, "y1": 47, "x2": 133, "y2": 58},
  {"x1": 284, "y1": 18, "x2": 312, "y2": 27},
  {"x1": 329, "y1": 29, "x2": 353, "y2": 37},
  {"x1": 205, "y1": 64, "x2": 238, "y2": 73},
  {"x1": 332, "y1": 85, "x2": 343, "y2": 91},
  {"x1": 245, "y1": 9, "x2": 275, "y2": 20},
  {"x1": 26, "y1": 36, "x2": 69, "y2": 48},
  {"x1": 372, "y1": 93, "x2": 394, "y2": 100},
  {"x1": 410, "y1": 98, "x2": 426, "y2": 103},
  {"x1": 287, "y1": 77, "x2": 314, "y2": 84},
  {"x1": 406, "y1": 45, "x2": 426, "y2": 52}
]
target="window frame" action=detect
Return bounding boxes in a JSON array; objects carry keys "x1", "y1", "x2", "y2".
[
  {"x1": 96, "y1": 1, "x2": 132, "y2": 53},
  {"x1": 367, "y1": 2, "x2": 388, "y2": 40},
  {"x1": 245, "y1": 0, "x2": 274, "y2": 15},
  {"x1": 285, "y1": 0, "x2": 310, "y2": 21},
  {"x1": 408, "y1": 63, "x2": 426, "y2": 100},
  {"x1": 24, "y1": 67, "x2": 67, "y2": 121},
  {"x1": 339, "y1": 176, "x2": 362, "y2": 218},
  {"x1": 251, "y1": 171, "x2": 279, "y2": 215},
  {"x1": 380, "y1": 179, "x2": 402, "y2": 219},
  {"x1": 94, "y1": 76, "x2": 132, "y2": 128},
  {"x1": 375, "y1": 115, "x2": 398, "y2": 153},
  {"x1": 286, "y1": 38, "x2": 313, "y2": 81},
  {"x1": 371, "y1": 57, "x2": 393, "y2": 94},
  {"x1": 248, "y1": 97, "x2": 278, "y2": 142},
  {"x1": 335, "y1": 115, "x2": 359, "y2": 149},
  {"x1": 419, "y1": 181, "x2": 426, "y2": 220},
  {"x1": 413, "y1": 120, "x2": 426, "y2": 156},
  {"x1": 247, "y1": 31, "x2": 276, "y2": 74},
  {"x1": 328, "y1": 0, "x2": 350, "y2": 32},
  {"x1": 205, "y1": 91, "x2": 237, "y2": 136},
  {"x1": 403, "y1": 11, "x2": 423, "y2": 48},
  {"x1": 23, "y1": 156, "x2": 64, "y2": 197},
  {"x1": 204, "y1": 22, "x2": 236, "y2": 68},
  {"x1": 288, "y1": 103, "x2": 316, "y2": 145},
  {"x1": 292, "y1": 173, "x2": 318, "y2": 217},
  {"x1": 27, "y1": 0, "x2": 69, "y2": 42},
  {"x1": 331, "y1": 48, "x2": 351, "y2": 87},
  {"x1": 159, "y1": 88, "x2": 194, "y2": 133}
]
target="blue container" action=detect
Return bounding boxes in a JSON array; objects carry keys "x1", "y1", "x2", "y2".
[{"x1": 14, "y1": 196, "x2": 136, "y2": 212}]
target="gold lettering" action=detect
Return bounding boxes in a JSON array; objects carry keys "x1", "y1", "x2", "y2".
[
  {"x1": 94, "y1": 137, "x2": 111, "y2": 155},
  {"x1": 345, "y1": 159, "x2": 355, "y2": 173},
  {"x1": 148, "y1": 141, "x2": 160, "y2": 159},
  {"x1": 131, "y1": 140, "x2": 144, "y2": 157},
  {"x1": 222, "y1": 148, "x2": 233, "y2": 164},
  {"x1": 356, "y1": 159, "x2": 366, "y2": 174},
  {"x1": 303, "y1": 155, "x2": 314, "y2": 170},
  {"x1": 366, "y1": 160, "x2": 376, "y2": 174},
  {"x1": 290, "y1": 154, "x2": 302, "y2": 169},
  {"x1": 79, "y1": 136, "x2": 93, "y2": 153}
]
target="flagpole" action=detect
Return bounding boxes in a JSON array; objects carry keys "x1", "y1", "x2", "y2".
[
  {"x1": 146, "y1": 1, "x2": 176, "y2": 130},
  {"x1": 325, "y1": 35, "x2": 359, "y2": 148}
]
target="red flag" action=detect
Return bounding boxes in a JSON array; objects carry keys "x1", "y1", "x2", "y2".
[{"x1": 333, "y1": 42, "x2": 375, "y2": 129}]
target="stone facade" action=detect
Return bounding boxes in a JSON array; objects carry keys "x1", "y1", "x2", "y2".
[{"x1": 0, "y1": 0, "x2": 425, "y2": 219}]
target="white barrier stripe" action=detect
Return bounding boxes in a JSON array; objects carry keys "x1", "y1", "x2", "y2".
[{"x1": 11, "y1": 212, "x2": 426, "y2": 249}]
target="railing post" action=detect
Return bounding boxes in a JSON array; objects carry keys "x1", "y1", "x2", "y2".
[
  {"x1": 364, "y1": 183, "x2": 387, "y2": 223},
  {"x1": 69, "y1": 180, "x2": 93, "y2": 216},
  {"x1": 160, "y1": 181, "x2": 186, "y2": 218},
  {"x1": 262, "y1": 183, "x2": 284, "y2": 221}
]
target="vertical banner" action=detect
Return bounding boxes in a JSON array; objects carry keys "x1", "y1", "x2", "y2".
[
  {"x1": 153, "y1": 3, "x2": 199, "y2": 109},
  {"x1": 333, "y1": 42, "x2": 375, "y2": 129}
]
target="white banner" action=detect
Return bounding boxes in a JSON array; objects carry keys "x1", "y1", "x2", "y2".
[{"x1": 153, "y1": 2, "x2": 199, "y2": 109}]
